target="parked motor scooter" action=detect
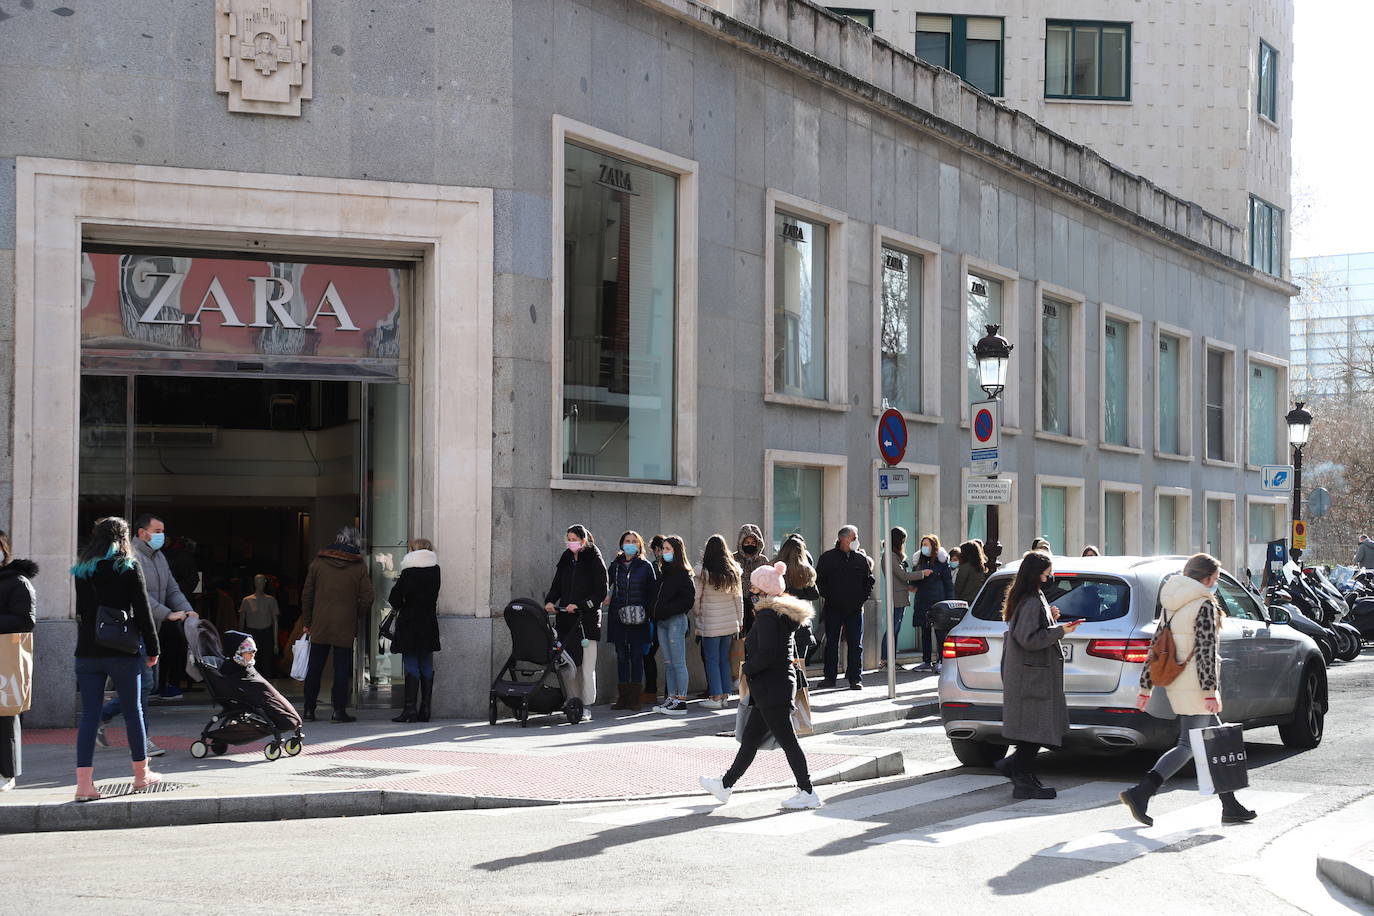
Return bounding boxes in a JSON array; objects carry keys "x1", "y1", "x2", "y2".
[
  {"x1": 1266, "y1": 582, "x2": 1336, "y2": 666},
  {"x1": 1300, "y1": 567, "x2": 1364, "y2": 660}
]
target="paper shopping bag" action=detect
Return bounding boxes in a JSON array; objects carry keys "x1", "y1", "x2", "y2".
[
  {"x1": 1189, "y1": 723, "x2": 1249, "y2": 795},
  {"x1": 0, "y1": 632, "x2": 34, "y2": 715}
]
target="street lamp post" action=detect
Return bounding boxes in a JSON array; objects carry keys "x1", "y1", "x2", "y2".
[
  {"x1": 1286, "y1": 401, "x2": 1313, "y2": 563},
  {"x1": 973, "y1": 325, "x2": 1013, "y2": 570}
]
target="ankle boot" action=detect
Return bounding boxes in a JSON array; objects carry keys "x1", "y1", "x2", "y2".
[
  {"x1": 75, "y1": 766, "x2": 101, "y2": 802},
  {"x1": 417, "y1": 675, "x2": 434, "y2": 722},
  {"x1": 393, "y1": 675, "x2": 419, "y2": 723},
  {"x1": 611, "y1": 683, "x2": 632, "y2": 710},
  {"x1": 132, "y1": 759, "x2": 161, "y2": 790},
  {"x1": 1011, "y1": 770, "x2": 1056, "y2": 800},
  {"x1": 1220, "y1": 792, "x2": 1257, "y2": 823},
  {"x1": 1120, "y1": 771, "x2": 1162, "y2": 827}
]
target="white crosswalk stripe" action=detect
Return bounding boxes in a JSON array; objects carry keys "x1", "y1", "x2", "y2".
[
  {"x1": 1034, "y1": 790, "x2": 1309, "y2": 863},
  {"x1": 577, "y1": 802, "x2": 724, "y2": 826}
]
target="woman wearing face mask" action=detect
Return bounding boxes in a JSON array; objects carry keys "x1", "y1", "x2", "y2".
[
  {"x1": 733, "y1": 525, "x2": 769, "y2": 633},
  {"x1": 909, "y1": 534, "x2": 954, "y2": 672},
  {"x1": 603, "y1": 530, "x2": 657, "y2": 712},
  {"x1": 998, "y1": 550, "x2": 1081, "y2": 799},
  {"x1": 1119, "y1": 553, "x2": 1257, "y2": 827},
  {"x1": 652, "y1": 535, "x2": 696, "y2": 716},
  {"x1": 545, "y1": 525, "x2": 607, "y2": 719}
]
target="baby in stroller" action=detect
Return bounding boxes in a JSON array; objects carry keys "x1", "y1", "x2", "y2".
[{"x1": 190, "y1": 628, "x2": 306, "y2": 761}]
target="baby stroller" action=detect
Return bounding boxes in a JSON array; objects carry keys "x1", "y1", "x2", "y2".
[
  {"x1": 186, "y1": 624, "x2": 306, "y2": 761},
  {"x1": 489, "y1": 598, "x2": 583, "y2": 727}
]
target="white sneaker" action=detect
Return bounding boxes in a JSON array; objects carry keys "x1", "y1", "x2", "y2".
[
  {"x1": 145, "y1": 741, "x2": 166, "y2": 758},
  {"x1": 700, "y1": 697, "x2": 724, "y2": 710},
  {"x1": 782, "y1": 789, "x2": 823, "y2": 810},
  {"x1": 660, "y1": 698, "x2": 688, "y2": 717},
  {"x1": 95, "y1": 724, "x2": 110, "y2": 749},
  {"x1": 0, "y1": 777, "x2": 14, "y2": 792},
  {"x1": 699, "y1": 775, "x2": 732, "y2": 804},
  {"x1": 580, "y1": 709, "x2": 593, "y2": 722}
]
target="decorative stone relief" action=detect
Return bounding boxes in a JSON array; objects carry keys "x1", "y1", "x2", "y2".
[{"x1": 215, "y1": 0, "x2": 312, "y2": 116}]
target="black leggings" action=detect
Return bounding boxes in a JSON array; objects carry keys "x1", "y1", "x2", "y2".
[{"x1": 724, "y1": 701, "x2": 812, "y2": 792}]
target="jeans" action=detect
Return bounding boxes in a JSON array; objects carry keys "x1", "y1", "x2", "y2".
[
  {"x1": 1151, "y1": 713, "x2": 1222, "y2": 781},
  {"x1": 402, "y1": 651, "x2": 434, "y2": 679},
  {"x1": 724, "y1": 701, "x2": 812, "y2": 792},
  {"x1": 659, "y1": 614, "x2": 689, "y2": 698},
  {"x1": 614, "y1": 637, "x2": 644, "y2": 684},
  {"x1": 102, "y1": 644, "x2": 154, "y2": 725},
  {"x1": 880, "y1": 606, "x2": 906, "y2": 662},
  {"x1": 304, "y1": 642, "x2": 354, "y2": 713},
  {"x1": 77, "y1": 655, "x2": 148, "y2": 766},
  {"x1": 702, "y1": 635, "x2": 734, "y2": 697},
  {"x1": 823, "y1": 608, "x2": 864, "y2": 684}
]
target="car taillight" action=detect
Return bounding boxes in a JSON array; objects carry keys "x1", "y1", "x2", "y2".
[
  {"x1": 1087, "y1": 638, "x2": 1152, "y2": 663},
  {"x1": 943, "y1": 636, "x2": 989, "y2": 658}
]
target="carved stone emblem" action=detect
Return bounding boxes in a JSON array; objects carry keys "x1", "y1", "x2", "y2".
[{"x1": 215, "y1": 1, "x2": 312, "y2": 116}]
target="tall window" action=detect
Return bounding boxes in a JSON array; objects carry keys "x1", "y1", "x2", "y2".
[
  {"x1": 1041, "y1": 485, "x2": 1068, "y2": 553},
  {"x1": 916, "y1": 15, "x2": 1004, "y2": 96},
  {"x1": 1103, "y1": 491, "x2": 1126, "y2": 556},
  {"x1": 1040, "y1": 298, "x2": 1072, "y2": 435},
  {"x1": 562, "y1": 143, "x2": 677, "y2": 481},
  {"x1": 1158, "y1": 333, "x2": 1182, "y2": 454},
  {"x1": 1248, "y1": 362, "x2": 1279, "y2": 466},
  {"x1": 1103, "y1": 317, "x2": 1129, "y2": 446},
  {"x1": 881, "y1": 247, "x2": 922, "y2": 413},
  {"x1": 966, "y1": 273, "x2": 1002, "y2": 403},
  {"x1": 772, "y1": 465, "x2": 824, "y2": 554},
  {"x1": 1206, "y1": 347, "x2": 1229, "y2": 462},
  {"x1": 828, "y1": 7, "x2": 874, "y2": 28},
  {"x1": 1258, "y1": 40, "x2": 1278, "y2": 121},
  {"x1": 774, "y1": 212, "x2": 828, "y2": 401},
  {"x1": 1249, "y1": 196, "x2": 1282, "y2": 277},
  {"x1": 1249, "y1": 502, "x2": 1277, "y2": 545},
  {"x1": 1046, "y1": 21, "x2": 1130, "y2": 100},
  {"x1": 1157, "y1": 495, "x2": 1179, "y2": 554},
  {"x1": 1206, "y1": 498, "x2": 1225, "y2": 559}
]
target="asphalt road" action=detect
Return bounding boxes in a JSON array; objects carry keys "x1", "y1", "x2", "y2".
[{"x1": 5, "y1": 656, "x2": 1374, "y2": 916}]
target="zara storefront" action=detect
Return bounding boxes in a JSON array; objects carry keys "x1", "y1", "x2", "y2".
[{"x1": 12, "y1": 160, "x2": 494, "y2": 725}]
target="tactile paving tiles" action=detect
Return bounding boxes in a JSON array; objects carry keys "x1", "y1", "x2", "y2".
[{"x1": 25, "y1": 729, "x2": 195, "y2": 751}]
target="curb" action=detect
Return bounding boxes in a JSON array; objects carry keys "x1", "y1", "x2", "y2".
[
  {"x1": 0, "y1": 746, "x2": 904, "y2": 835},
  {"x1": 1317, "y1": 855, "x2": 1374, "y2": 907}
]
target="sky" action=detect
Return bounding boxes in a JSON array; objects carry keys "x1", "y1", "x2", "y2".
[{"x1": 1289, "y1": 0, "x2": 1374, "y2": 258}]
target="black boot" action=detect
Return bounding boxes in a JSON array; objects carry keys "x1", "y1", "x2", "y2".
[
  {"x1": 1120, "y1": 771, "x2": 1162, "y2": 827},
  {"x1": 393, "y1": 675, "x2": 419, "y2": 723},
  {"x1": 303, "y1": 706, "x2": 316, "y2": 723},
  {"x1": 331, "y1": 709, "x2": 356, "y2": 723},
  {"x1": 1011, "y1": 769, "x2": 1056, "y2": 800},
  {"x1": 417, "y1": 675, "x2": 434, "y2": 722},
  {"x1": 1220, "y1": 792, "x2": 1257, "y2": 824}
]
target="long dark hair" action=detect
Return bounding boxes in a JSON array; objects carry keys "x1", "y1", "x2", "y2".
[
  {"x1": 890, "y1": 527, "x2": 908, "y2": 560},
  {"x1": 0, "y1": 529, "x2": 9, "y2": 567},
  {"x1": 661, "y1": 535, "x2": 691, "y2": 576},
  {"x1": 775, "y1": 535, "x2": 816, "y2": 593},
  {"x1": 1000, "y1": 550, "x2": 1052, "y2": 621},
  {"x1": 701, "y1": 534, "x2": 741, "y2": 592},
  {"x1": 960, "y1": 539, "x2": 987, "y2": 573},
  {"x1": 72, "y1": 516, "x2": 137, "y2": 579}
]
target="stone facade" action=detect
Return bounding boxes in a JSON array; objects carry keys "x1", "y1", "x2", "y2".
[{"x1": 0, "y1": 0, "x2": 1293, "y2": 721}]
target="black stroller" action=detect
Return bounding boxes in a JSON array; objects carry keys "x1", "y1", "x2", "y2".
[
  {"x1": 186, "y1": 624, "x2": 306, "y2": 761},
  {"x1": 489, "y1": 598, "x2": 583, "y2": 726}
]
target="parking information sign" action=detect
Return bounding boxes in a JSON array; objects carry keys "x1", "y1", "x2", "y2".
[
  {"x1": 970, "y1": 399, "x2": 1000, "y2": 475},
  {"x1": 876, "y1": 467, "x2": 910, "y2": 498},
  {"x1": 1262, "y1": 465, "x2": 1294, "y2": 492}
]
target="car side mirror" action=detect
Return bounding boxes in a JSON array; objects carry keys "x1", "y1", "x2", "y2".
[{"x1": 1267, "y1": 606, "x2": 1291, "y2": 625}]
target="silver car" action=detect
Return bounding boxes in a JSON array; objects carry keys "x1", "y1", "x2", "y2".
[{"x1": 938, "y1": 555, "x2": 1328, "y2": 766}]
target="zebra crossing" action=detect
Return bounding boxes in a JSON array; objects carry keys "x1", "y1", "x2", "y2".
[{"x1": 569, "y1": 774, "x2": 1309, "y2": 865}]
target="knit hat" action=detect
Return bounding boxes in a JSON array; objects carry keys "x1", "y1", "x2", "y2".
[{"x1": 751, "y1": 561, "x2": 787, "y2": 597}]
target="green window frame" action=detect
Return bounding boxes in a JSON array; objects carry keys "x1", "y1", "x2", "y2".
[
  {"x1": 1258, "y1": 40, "x2": 1278, "y2": 122},
  {"x1": 828, "y1": 7, "x2": 875, "y2": 29},
  {"x1": 1045, "y1": 20, "x2": 1131, "y2": 101},
  {"x1": 916, "y1": 14, "x2": 1004, "y2": 97},
  {"x1": 1249, "y1": 195, "x2": 1283, "y2": 276}
]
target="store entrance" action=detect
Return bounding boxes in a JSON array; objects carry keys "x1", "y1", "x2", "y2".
[{"x1": 77, "y1": 373, "x2": 411, "y2": 708}]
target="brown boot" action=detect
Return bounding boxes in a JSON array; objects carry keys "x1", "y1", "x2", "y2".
[
  {"x1": 627, "y1": 687, "x2": 643, "y2": 712},
  {"x1": 610, "y1": 683, "x2": 632, "y2": 710}
]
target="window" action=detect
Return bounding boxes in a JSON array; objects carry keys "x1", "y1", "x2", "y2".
[
  {"x1": 772, "y1": 465, "x2": 824, "y2": 554},
  {"x1": 1205, "y1": 495, "x2": 1235, "y2": 568},
  {"x1": 963, "y1": 469, "x2": 1017, "y2": 547},
  {"x1": 1258, "y1": 40, "x2": 1278, "y2": 121},
  {"x1": 1248, "y1": 361, "x2": 1279, "y2": 466},
  {"x1": 561, "y1": 142, "x2": 678, "y2": 482},
  {"x1": 1103, "y1": 317, "x2": 1130, "y2": 445},
  {"x1": 972, "y1": 575, "x2": 1130, "y2": 623},
  {"x1": 880, "y1": 247, "x2": 923, "y2": 413},
  {"x1": 829, "y1": 7, "x2": 874, "y2": 28},
  {"x1": 1205, "y1": 346, "x2": 1233, "y2": 462},
  {"x1": 1046, "y1": 21, "x2": 1130, "y2": 100},
  {"x1": 1247, "y1": 500, "x2": 1280, "y2": 572},
  {"x1": 966, "y1": 272, "x2": 1002, "y2": 405},
  {"x1": 1037, "y1": 476, "x2": 1085, "y2": 555},
  {"x1": 1040, "y1": 297, "x2": 1072, "y2": 435},
  {"x1": 1041, "y1": 485, "x2": 1066, "y2": 552},
  {"x1": 1157, "y1": 494, "x2": 1179, "y2": 554},
  {"x1": 1249, "y1": 196, "x2": 1283, "y2": 277},
  {"x1": 916, "y1": 15, "x2": 1003, "y2": 96},
  {"x1": 1103, "y1": 490, "x2": 1125, "y2": 556},
  {"x1": 774, "y1": 212, "x2": 828, "y2": 401},
  {"x1": 1214, "y1": 575, "x2": 1264, "y2": 622},
  {"x1": 1157, "y1": 330, "x2": 1185, "y2": 455}
]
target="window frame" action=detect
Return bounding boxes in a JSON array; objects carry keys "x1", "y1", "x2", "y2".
[
  {"x1": 1044, "y1": 19, "x2": 1132, "y2": 102},
  {"x1": 960, "y1": 255, "x2": 1020, "y2": 431},
  {"x1": 828, "y1": 7, "x2": 875, "y2": 29},
  {"x1": 1257, "y1": 40, "x2": 1279, "y2": 123},
  {"x1": 915, "y1": 13, "x2": 1005, "y2": 97},
  {"x1": 1245, "y1": 350, "x2": 1289, "y2": 471},
  {"x1": 763, "y1": 449, "x2": 849, "y2": 555},
  {"x1": 1249, "y1": 195, "x2": 1283, "y2": 277},
  {"x1": 1035, "y1": 474, "x2": 1086, "y2": 557},
  {"x1": 1245, "y1": 494, "x2": 1288, "y2": 574},
  {"x1": 1203, "y1": 338, "x2": 1238, "y2": 468},
  {"x1": 872, "y1": 225, "x2": 942, "y2": 423},
  {"x1": 1154, "y1": 486, "x2": 1193, "y2": 556},
  {"x1": 765, "y1": 189, "x2": 849, "y2": 411},
  {"x1": 1154, "y1": 321, "x2": 1194, "y2": 461},
  {"x1": 1204, "y1": 491, "x2": 1239, "y2": 573},
  {"x1": 549, "y1": 117, "x2": 700, "y2": 496},
  {"x1": 1100, "y1": 481, "x2": 1143, "y2": 556},
  {"x1": 1099, "y1": 304, "x2": 1143, "y2": 453},
  {"x1": 1033, "y1": 281, "x2": 1086, "y2": 444}
]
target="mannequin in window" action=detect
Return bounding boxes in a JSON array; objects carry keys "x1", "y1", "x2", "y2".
[{"x1": 238, "y1": 574, "x2": 280, "y2": 677}]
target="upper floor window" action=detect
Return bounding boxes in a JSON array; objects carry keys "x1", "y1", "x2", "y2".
[
  {"x1": 917, "y1": 15, "x2": 1004, "y2": 96},
  {"x1": 829, "y1": 7, "x2": 875, "y2": 29},
  {"x1": 1249, "y1": 196, "x2": 1283, "y2": 276},
  {"x1": 880, "y1": 247, "x2": 923, "y2": 413},
  {"x1": 774, "y1": 212, "x2": 829, "y2": 401},
  {"x1": 1258, "y1": 40, "x2": 1279, "y2": 122},
  {"x1": 1045, "y1": 21, "x2": 1130, "y2": 101}
]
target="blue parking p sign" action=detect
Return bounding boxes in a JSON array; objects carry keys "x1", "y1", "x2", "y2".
[{"x1": 1261, "y1": 465, "x2": 1294, "y2": 492}]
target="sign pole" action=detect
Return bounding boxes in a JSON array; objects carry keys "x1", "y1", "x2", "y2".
[
  {"x1": 876, "y1": 403, "x2": 907, "y2": 702},
  {"x1": 884, "y1": 496, "x2": 896, "y2": 699}
]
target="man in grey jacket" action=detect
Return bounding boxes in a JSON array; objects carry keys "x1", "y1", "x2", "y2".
[
  {"x1": 1355, "y1": 535, "x2": 1374, "y2": 570},
  {"x1": 97, "y1": 513, "x2": 196, "y2": 756}
]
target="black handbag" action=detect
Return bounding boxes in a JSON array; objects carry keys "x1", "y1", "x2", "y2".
[
  {"x1": 379, "y1": 608, "x2": 399, "y2": 642},
  {"x1": 95, "y1": 604, "x2": 142, "y2": 655}
]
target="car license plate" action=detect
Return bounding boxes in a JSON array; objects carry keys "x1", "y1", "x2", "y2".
[{"x1": 1060, "y1": 643, "x2": 1073, "y2": 662}]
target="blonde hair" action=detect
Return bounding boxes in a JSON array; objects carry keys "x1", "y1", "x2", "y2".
[
  {"x1": 775, "y1": 536, "x2": 816, "y2": 593},
  {"x1": 410, "y1": 538, "x2": 434, "y2": 552}
]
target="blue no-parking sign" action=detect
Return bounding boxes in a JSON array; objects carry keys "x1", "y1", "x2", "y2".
[{"x1": 877, "y1": 408, "x2": 907, "y2": 466}]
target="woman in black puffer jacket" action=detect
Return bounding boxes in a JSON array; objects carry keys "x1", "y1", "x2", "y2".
[
  {"x1": 603, "y1": 530, "x2": 657, "y2": 712},
  {"x1": 545, "y1": 524, "x2": 607, "y2": 719},
  {"x1": 388, "y1": 538, "x2": 441, "y2": 723},
  {"x1": 700, "y1": 561, "x2": 821, "y2": 811},
  {"x1": 0, "y1": 530, "x2": 37, "y2": 792}
]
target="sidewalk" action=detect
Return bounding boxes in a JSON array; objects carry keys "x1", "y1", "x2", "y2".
[{"x1": 0, "y1": 666, "x2": 939, "y2": 834}]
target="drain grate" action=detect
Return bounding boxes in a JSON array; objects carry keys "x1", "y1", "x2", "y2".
[
  {"x1": 94, "y1": 781, "x2": 194, "y2": 795},
  {"x1": 297, "y1": 765, "x2": 416, "y2": 780}
]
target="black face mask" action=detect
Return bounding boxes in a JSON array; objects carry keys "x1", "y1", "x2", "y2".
[
  {"x1": 1040, "y1": 581, "x2": 1055, "y2": 594},
  {"x1": 742, "y1": 544, "x2": 759, "y2": 556}
]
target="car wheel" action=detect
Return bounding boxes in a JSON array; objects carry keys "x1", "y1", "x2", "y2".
[
  {"x1": 1315, "y1": 633, "x2": 1335, "y2": 666},
  {"x1": 950, "y1": 738, "x2": 1008, "y2": 768},
  {"x1": 1278, "y1": 666, "x2": 1324, "y2": 749}
]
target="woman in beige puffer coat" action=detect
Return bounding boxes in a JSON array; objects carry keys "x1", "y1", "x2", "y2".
[
  {"x1": 1119, "y1": 552, "x2": 1257, "y2": 827},
  {"x1": 694, "y1": 534, "x2": 744, "y2": 709}
]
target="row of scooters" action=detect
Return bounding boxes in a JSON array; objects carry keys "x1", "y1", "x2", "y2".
[{"x1": 1260, "y1": 562, "x2": 1372, "y2": 665}]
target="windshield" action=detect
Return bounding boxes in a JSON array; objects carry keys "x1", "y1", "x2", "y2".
[{"x1": 971, "y1": 574, "x2": 1131, "y2": 622}]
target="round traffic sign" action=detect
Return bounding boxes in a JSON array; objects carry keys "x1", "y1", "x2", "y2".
[
  {"x1": 973, "y1": 408, "x2": 995, "y2": 444},
  {"x1": 877, "y1": 408, "x2": 907, "y2": 466},
  {"x1": 1309, "y1": 487, "x2": 1331, "y2": 519}
]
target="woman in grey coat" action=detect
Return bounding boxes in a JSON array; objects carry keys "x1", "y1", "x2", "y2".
[{"x1": 997, "y1": 550, "x2": 1080, "y2": 799}]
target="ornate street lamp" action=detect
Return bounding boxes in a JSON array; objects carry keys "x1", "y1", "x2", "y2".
[
  {"x1": 1286, "y1": 401, "x2": 1313, "y2": 562},
  {"x1": 973, "y1": 325, "x2": 1014, "y2": 569}
]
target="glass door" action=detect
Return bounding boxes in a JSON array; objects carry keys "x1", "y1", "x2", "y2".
[{"x1": 361, "y1": 382, "x2": 411, "y2": 704}]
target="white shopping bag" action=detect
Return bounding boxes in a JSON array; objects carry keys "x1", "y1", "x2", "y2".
[{"x1": 290, "y1": 635, "x2": 311, "y2": 681}]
